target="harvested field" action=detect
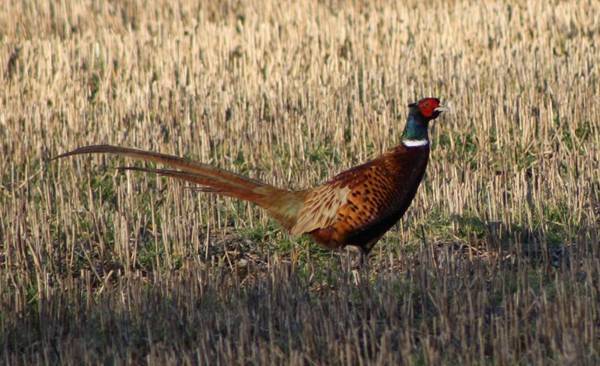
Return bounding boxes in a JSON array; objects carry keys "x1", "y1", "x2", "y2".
[{"x1": 0, "y1": 0, "x2": 598, "y2": 364}]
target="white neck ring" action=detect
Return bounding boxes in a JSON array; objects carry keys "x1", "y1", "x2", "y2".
[{"x1": 402, "y1": 139, "x2": 429, "y2": 147}]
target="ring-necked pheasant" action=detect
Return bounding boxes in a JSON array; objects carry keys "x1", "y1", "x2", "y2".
[{"x1": 54, "y1": 97, "x2": 447, "y2": 262}]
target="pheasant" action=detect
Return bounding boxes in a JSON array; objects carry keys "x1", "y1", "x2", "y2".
[{"x1": 55, "y1": 97, "x2": 447, "y2": 262}]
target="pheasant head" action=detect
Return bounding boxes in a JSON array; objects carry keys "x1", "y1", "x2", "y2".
[{"x1": 402, "y1": 97, "x2": 447, "y2": 147}]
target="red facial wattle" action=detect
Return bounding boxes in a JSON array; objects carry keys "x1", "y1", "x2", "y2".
[{"x1": 418, "y1": 98, "x2": 441, "y2": 118}]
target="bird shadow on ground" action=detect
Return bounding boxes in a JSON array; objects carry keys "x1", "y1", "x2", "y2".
[{"x1": 421, "y1": 214, "x2": 590, "y2": 271}]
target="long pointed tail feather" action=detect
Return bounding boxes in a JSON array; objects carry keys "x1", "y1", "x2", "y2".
[
  {"x1": 54, "y1": 144, "x2": 305, "y2": 230},
  {"x1": 117, "y1": 166, "x2": 265, "y2": 201},
  {"x1": 52, "y1": 145, "x2": 264, "y2": 190}
]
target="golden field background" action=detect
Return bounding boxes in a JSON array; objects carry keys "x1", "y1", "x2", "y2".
[{"x1": 0, "y1": 0, "x2": 598, "y2": 364}]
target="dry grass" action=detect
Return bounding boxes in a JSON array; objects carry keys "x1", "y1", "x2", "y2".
[{"x1": 1, "y1": 0, "x2": 598, "y2": 364}]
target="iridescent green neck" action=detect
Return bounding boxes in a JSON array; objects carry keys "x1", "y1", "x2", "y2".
[{"x1": 401, "y1": 113, "x2": 429, "y2": 146}]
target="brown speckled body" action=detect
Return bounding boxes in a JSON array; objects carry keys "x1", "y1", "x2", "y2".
[{"x1": 305, "y1": 144, "x2": 430, "y2": 253}]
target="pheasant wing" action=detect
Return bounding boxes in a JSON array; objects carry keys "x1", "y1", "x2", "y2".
[
  {"x1": 290, "y1": 160, "x2": 394, "y2": 236},
  {"x1": 290, "y1": 181, "x2": 352, "y2": 236}
]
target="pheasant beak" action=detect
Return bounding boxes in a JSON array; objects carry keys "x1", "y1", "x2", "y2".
[{"x1": 434, "y1": 105, "x2": 449, "y2": 113}]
